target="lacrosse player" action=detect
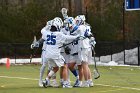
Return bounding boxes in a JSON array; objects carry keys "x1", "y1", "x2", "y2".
[
  {"x1": 59, "y1": 24, "x2": 71, "y2": 85},
  {"x1": 65, "y1": 15, "x2": 96, "y2": 87},
  {"x1": 75, "y1": 15, "x2": 96, "y2": 87},
  {"x1": 64, "y1": 17, "x2": 84, "y2": 87},
  {"x1": 60, "y1": 8, "x2": 80, "y2": 87},
  {"x1": 31, "y1": 20, "x2": 59, "y2": 87}
]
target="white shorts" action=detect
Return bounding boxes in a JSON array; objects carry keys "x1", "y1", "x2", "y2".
[
  {"x1": 47, "y1": 55, "x2": 65, "y2": 68},
  {"x1": 61, "y1": 52, "x2": 70, "y2": 63},
  {"x1": 78, "y1": 48, "x2": 92, "y2": 64},
  {"x1": 69, "y1": 53, "x2": 81, "y2": 65}
]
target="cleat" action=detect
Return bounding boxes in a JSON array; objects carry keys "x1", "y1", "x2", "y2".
[
  {"x1": 60, "y1": 79, "x2": 64, "y2": 86},
  {"x1": 63, "y1": 84, "x2": 73, "y2": 88},
  {"x1": 88, "y1": 81, "x2": 94, "y2": 87},
  {"x1": 43, "y1": 79, "x2": 49, "y2": 88},
  {"x1": 82, "y1": 81, "x2": 89, "y2": 88},
  {"x1": 63, "y1": 82, "x2": 72, "y2": 88},
  {"x1": 50, "y1": 80, "x2": 59, "y2": 88},
  {"x1": 38, "y1": 80, "x2": 43, "y2": 87},
  {"x1": 73, "y1": 79, "x2": 82, "y2": 87}
]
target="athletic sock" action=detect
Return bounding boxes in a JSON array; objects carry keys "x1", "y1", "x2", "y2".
[
  {"x1": 71, "y1": 69, "x2": 79, "y2": 78},
  {"x1": 48, "y1": 70, "x2": 55, "y2": 78}
]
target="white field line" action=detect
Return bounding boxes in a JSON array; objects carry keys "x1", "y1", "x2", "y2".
[
  {"x1": 0, "y1": 76, "x2": 38, "y2": 81},
  {"x1": 95, "y1": 84, "x2": 140, "y2": 91},
  {"x1": 0, "y1": 75, "x2": 140, "y2": 91},
  {"x1": 97, "y1": 88, "x2": 125, "y2": 93}
]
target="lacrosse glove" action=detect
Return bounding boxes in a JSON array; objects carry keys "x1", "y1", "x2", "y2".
[
  {"x1": 89, "y1": 37, "x2": 96, "y2": 47},
  {"x1": 30, "y1": 42, "x2": 39, "y2": 49},
  {"x1": 64, "y1": 46, "x2": 71, "y2": 54}
]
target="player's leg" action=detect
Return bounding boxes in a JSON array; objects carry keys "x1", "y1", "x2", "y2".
[
  {"x1": 82, "y1": 62, "x2": 90, "y2": 87},
  {"x1": 68, "y1": 62, "x2": 79, "y2": 79},
  {"x1": 69, "y1": 55, "x2": 79, "y2": 79},
  {"x1": 79, "y1": 48, "x2": 90, "y2": 87},
  {"x1": 87, "y1": 66, "x2": 94, "y2": 87},
  {"x1": 39, "y1": 50, "x2": 47, "y2": 87},
  {"x1": 68, "y1": 54, "x2": 81, "y2": 87},
  {"x1": 60, "y1": 53, "x2": 70, "y2": 86},
  {"x1": 47, "y1": 66, "x2": 58, "y2": 87},
  {"x1": 43, "y1": 66, "x2": 59, "y2": 88},
  {"x1": 68, "y1": 61, "x2": 81, "y2": 87},
  {"x1": 60, "y1": 57, "x2": 72, "y2": 88},
  {"x1": 60, "y1": 67, "x2": 64, "y2": 85},
  {"x1": 61, "y1": 63, "x2": 72, "y2": 88},
  {"x1": 87, "y1": 49, "x2": 94, "y2": 87},
  {"x1": 43, "y1": 59, "x2": 59, "y2": 88},
  {"x1": 76, "y1": 64, "x2": 83, "y2": 87},
  {"x1": 50, "y1": 73, "x2": 59, "y2": 87}
]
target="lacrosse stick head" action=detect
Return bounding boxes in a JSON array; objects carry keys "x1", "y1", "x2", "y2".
[
  {"x1": 93, "y1": 69, "x2": 100, "y2": 79},
  {"x1": 61, "y1": 8, "x2": 68, "y2": 19},
  {"x1": 61, "y1": 8, "x2": 68, "y2": 15}
]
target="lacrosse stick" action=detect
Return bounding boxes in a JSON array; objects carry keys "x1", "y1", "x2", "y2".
[{"x1": 92, "y1": 46, "x2": 100, "y2": 79}]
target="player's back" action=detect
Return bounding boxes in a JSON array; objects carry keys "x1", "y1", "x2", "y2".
[{"x1": 42, "y1": 31, "x2": 67, "y2": 59}]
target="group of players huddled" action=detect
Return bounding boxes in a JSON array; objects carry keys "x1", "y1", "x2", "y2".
[{"x1": 31, "y1": 8, "x2": 96, "y2": 88}]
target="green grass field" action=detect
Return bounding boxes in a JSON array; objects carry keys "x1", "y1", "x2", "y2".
[{"x1": 0, "y1": 64, "x2": 140, "y2": 93}]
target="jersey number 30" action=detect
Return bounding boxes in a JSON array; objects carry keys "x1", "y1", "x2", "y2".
[{"x1": 46, "y1": 34, "x2": 56, "y2": 45}]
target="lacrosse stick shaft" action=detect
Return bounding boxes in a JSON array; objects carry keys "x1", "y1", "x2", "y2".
[
  {"x1": 92, "y1": 46, "x2": 100, "y2": 79},
  {"x1": 59, "y1": 40, "x2": 74, "y2": 48}
]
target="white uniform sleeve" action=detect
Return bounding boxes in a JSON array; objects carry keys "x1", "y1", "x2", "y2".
[
  {"x1": 41, "y1": 27, "x2": 46, "y2": 34},
  {"x1": 63, "y1": 34, "x2": 78, "y2": 41}
]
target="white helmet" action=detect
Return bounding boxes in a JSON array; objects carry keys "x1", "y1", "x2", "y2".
[
  {"x1": 75, "y1": 15, "x2": 86, "y2": 25},
  {"x1": 52, "y1": 17, "x2": 63, "y2": 30},
  {"x1": 65, "y1": 17, "x2": 75, "y2": 24},
  {"x1": 46, "y1": 20, "x2": 53, "y2": 26},
  {"x1": 65, "y1": 17, "x2": 77, "y2": 31}
]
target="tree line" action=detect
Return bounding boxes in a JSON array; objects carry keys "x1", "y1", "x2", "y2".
[{"x1": 0, "y1": 0, "x2": 140, "y2": 43}]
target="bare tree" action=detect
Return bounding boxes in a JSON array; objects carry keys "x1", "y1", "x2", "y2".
[
  {"x1": 19, "y1": 0, "x2": 25, "y2": 8},
  {"x1": 68, "y1": 0, "x2": 72, "y2": 15},
  {"x1": 2, "y1": 0, "x2": 9, "y2": 11},
  {"x1": 74, "y1": 0, "x2": 82, "y2": 15}
]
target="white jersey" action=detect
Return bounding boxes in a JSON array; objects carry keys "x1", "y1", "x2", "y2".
[
  {"x1": 42, "y1": 30, "x2": 77, "y2": 59},
  {"x1": 77, "y1": 25, "x2": 93, "y2": 62},
  {"x1": 70, "y1": 25, "x2": 92, "y2": 52},
  {"x1": 78, "y1": 25, "x2": 92, "y2": 49}
]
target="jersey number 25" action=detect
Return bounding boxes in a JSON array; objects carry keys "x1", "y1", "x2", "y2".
[{"x1": 46, "y1": 34, "x2": 56, "y2": 45}]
